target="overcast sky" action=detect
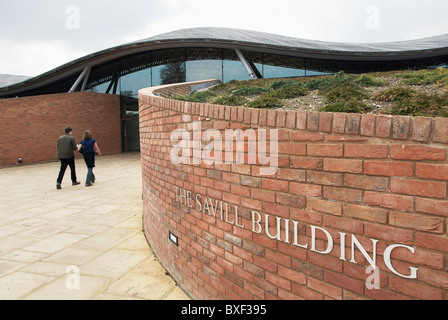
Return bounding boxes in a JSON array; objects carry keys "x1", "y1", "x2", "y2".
[{"x1": 1, "y1": 0, "x2": 448, "y2": 77}]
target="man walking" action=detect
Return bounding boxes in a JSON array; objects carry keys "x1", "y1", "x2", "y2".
[{"x1": 56, "y1": 127, "x2": 80, "y2": 189}]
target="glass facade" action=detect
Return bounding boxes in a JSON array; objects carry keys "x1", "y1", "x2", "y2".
[
  {"x1": 80, "y1": 47, "x2": 448, "y2": 151},
  {"x1": 5, "y1": 43, "x2": 445, "y2": 151}
]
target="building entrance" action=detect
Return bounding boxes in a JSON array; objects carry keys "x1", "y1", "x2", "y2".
[{"x1": 121, "y1": 95, "x2": 140, "y2": 152}]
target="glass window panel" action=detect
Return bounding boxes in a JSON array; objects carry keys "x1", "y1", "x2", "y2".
[
  {"x1": 223, "y1": 60, "x2": 251, "y2": 82},
  {"x1": 120, "y1": 68, "x2": 151, "y2": 98},
  {"x1": 263, "y1": 65, "x2": 306, "y2": 78},
  {"x1": 186, "y1": 60, "x2": 222, "y2": 82},
  {"x1": 120, "y1": 95, "x2": 139, "y2": 118},
  {"x1": 88, "y1": 80, "x2": 111, "y2": 94},
  {"x1": 152, "y1": 62, "x2": 186, "y2": 85},
  {"x1": 305, "y1": 70, "x2": 332, "y2": 77},
  {"x1": 151, "y1": 65, "x2": 163, "y2": 87}
]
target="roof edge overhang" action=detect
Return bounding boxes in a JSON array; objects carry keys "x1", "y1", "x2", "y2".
[{"x1": 2, "y1": 27, "x2": 448, "y2": 97}]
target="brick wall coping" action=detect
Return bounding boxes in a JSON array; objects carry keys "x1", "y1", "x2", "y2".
[{"x1": 139, "y1": 80, "x2": 448, "y2": 146}]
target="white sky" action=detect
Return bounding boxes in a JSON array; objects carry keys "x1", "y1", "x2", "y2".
[{"x1": 1, "y1": 0, "x2": 448, "y2": 77}]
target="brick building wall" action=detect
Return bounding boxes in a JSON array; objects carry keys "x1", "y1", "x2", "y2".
[
  {"x1": 139, "y1": 81, "x2": 448, "y2": 300},
  {"x1": 0, "y1": 92, "x2": 121, "y2": 168}
]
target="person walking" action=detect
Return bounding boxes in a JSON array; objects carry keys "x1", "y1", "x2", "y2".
[
  {"x1": 78, "y1": 130, "x2": 102, "y2": 187},
  {"x1": 56, "y1": 127, "x2": 80, "y2": 189}
]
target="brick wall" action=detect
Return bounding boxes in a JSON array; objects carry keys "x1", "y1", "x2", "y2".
[
  {"x1": 0, "y1": 92, "x2": 121, "y2": 168},
  {"x1": 139, "y1": 80, "x2": 448, "y2": 300}
]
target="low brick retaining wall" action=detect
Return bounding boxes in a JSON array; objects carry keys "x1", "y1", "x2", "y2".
[
  {"x1": 0, "y1": 92, "x2": 121, "y2": 168},
  {"x1": 139, "y1": 80, "x2": 448, "y2": 300}
]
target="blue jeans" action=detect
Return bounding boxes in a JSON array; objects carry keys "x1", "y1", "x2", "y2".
[{"x1": 86, "y1": 167, "x2": 94, "y2": 185}]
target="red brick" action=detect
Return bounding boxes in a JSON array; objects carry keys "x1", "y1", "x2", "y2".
[
  {"x1": 267, "y1": 109, "x2": 276, "y2": 127},
  {"x1": 285, "y1": 111, "x2": 296, "y2": 129},
  {"x1": 262, "y1": 178, "x2": 289, "y2": 192},
  {"x1": 360, "y1": 114, "x2": 376, "y2": 136},
  {"x1": 364, "y1": 191, "x2": 414, "y2": 211},
  {"x1": 412, "y1": 117, "x2": 432, "y2": 142},
  {"x1": 307, "y1": 171, "x2": 343, "y2": 186},
  {"x1": 376, "y1": 115, "x2": 392, "y2": 138},
  {"x1": 365, "y1": 161, "x2": 413, "y2": 177},
  {"x1": 319, "y1": 112, "x2": 333, "y2": 132},
  {"x1": 416, "y1": 198, "x2": 448, "y2": 217},
  {"x1": 291, "y1": 132, "x2": 324, "y2": 141},
  {"x1": 277, "y1": 266, "x2": 306, "y2": 287},
  {"x1": 324, "y1": 158, "x2": 363, "y2": 173},
  {"x1": 344, "y1": 204, "x2": 388, "y2": 223},
  {"x1": 324, "y1": 215, "x2": 363, "y2": 234},
  {"x1": 390, "y1": 210, "x2": 444, "y2": 233},
  {"x1": 290, "y1": 182, "x2": 322, "y2": 197},
  {"x1": 307, "y1": 198, "x2": 342, "y2": 216},
  {"x1": 433, "y1": 117, "x2": 448, "y2": 143},
  {"x1": 278, "y1": 142, "x2": 307, "y2": 155},
  {"x1": 290, "y1": 208, "x2": 322, "y2": 225},
  {"x1": 364, "y1": 223, "x2": 414, "y2": 245},
  {"x1": 419, "y1": 268, "x2": 448, "y2": 290},
  {"x1": 391, "y1": 144, "x2": 446, "y2": 161},
  {"x1": 416, "y1": 163, "x2": 448, "y2": 181},
  {"x1": 307, "y1": 112, "x2": 319, "y2": 131},
  {"x1": 241, "y1": 197, "x2": 262, "y2": 210},
  {"x1": 252, "y1": 189, "x2": 276, "y2": 203},
  {"x1": 276, "y1": 193, "x2": 306, "y2": 208},
  {"x1": 391, "y1": 178, "x2": 447, "y2": 198},
  {"x1": 222, "y1": 172, "x2": 239, "y2": 183},
  {"x1": 332, "y1": 113, "x2": 346, "y2": 134},
  {"x1": 344, "y1": 144, "x2": 388, "y2": 159},
  {"x1": 250, "y1": 108, "x2": 259, "y2": 125},
  {"x1": 307, "y1": 277, "x2": 342, "y2": 300},
  {"x1": 323, "y1": 186, "x2": 362, "y2": 203},
  {"x1": 277, "y1": 168, "x2": 306, "y2": 181},
  {"x1": 291, "y1": 283, "x2": 323, "y2": 300},
  {"x1": 392, "y1": 116, "x2": 411, "y2": 139},
  {"x1": 389, "y1": 277, "x2": 443, "y2": 300},
  {"x1": 344, "y1": 174, "x2": 388, "y2": 191},
  {"x1": 266, "y1": 272, "x2": 291, "y2": 291},
  {"x1": 296, "y1": 111, "x2": 307, "y2": 130},
  {"x1": 258, "y1": 109, "x2": 267, "y2": 126},
  {"x1": 325, "y1": 270, "x2": 364, "y2": 295},
  {"x1": 416, "y1": 233, "x2": 448, "y2": 253},
  {"x1": 345, "y1": 114, "x2": 361, "y2": 135},
  {"x1": 290, "y1": 157, "x2": 323, "y2": 170},
  {"x1": 308, "y1": 144, "x2": 343, "y2": 157},
  {"x1": 263, "y1": 203, "x2": 290, "y2": 218}
]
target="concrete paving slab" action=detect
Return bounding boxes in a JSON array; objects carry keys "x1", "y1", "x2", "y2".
[{"x1": 0, "y1": 153, "x2": 190, "y2": 300}]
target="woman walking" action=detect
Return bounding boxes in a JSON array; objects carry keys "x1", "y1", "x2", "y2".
[{"x1": 78, "y1": 130, "x2": 102, "y2": 187}]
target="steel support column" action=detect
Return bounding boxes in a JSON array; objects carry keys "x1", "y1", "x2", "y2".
[
  {"x1": 235, "y1": 48, "x2": 258, "y2": 80},
  {"x1": 69, "y1": 66, "x2": 91, "y2": 92}
]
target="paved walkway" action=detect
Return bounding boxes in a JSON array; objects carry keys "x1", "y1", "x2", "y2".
[{"x1": 0, "y1": 153, "x2": 190, "y2": 300}]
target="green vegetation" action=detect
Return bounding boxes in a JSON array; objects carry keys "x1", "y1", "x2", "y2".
[
  {"x1": 399, "y1": 67, "x2": 448, "y2": 86},
  {"x1": 212, "y1": 94, "x2": 248, "y2": 106},
  {"x1": 170, "y1": 68, "x2": 448, "y2": 117},
  {"x1": 388, "y1": 93, "x2": 448, "y2": 117},
  {"x1": 323, "y1": 84, "x2": 370, "y2": 103},
  {"x1": 269, "y1": 85, "x2": 308, "y2": 99},
  {"x1": 247, "y1": 96, "x2": 283, "y2": 109},
  {"x1": 373, "y1": 87, "x2": 419, "y2": 102},
  {"x1": 319, "y1": 100, "x2": 374, "y2": 113}
]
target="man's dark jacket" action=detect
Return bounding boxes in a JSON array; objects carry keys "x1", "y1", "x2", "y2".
[{"x1": 57, "y1": 133, "x2": 77, "y2": 159}]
